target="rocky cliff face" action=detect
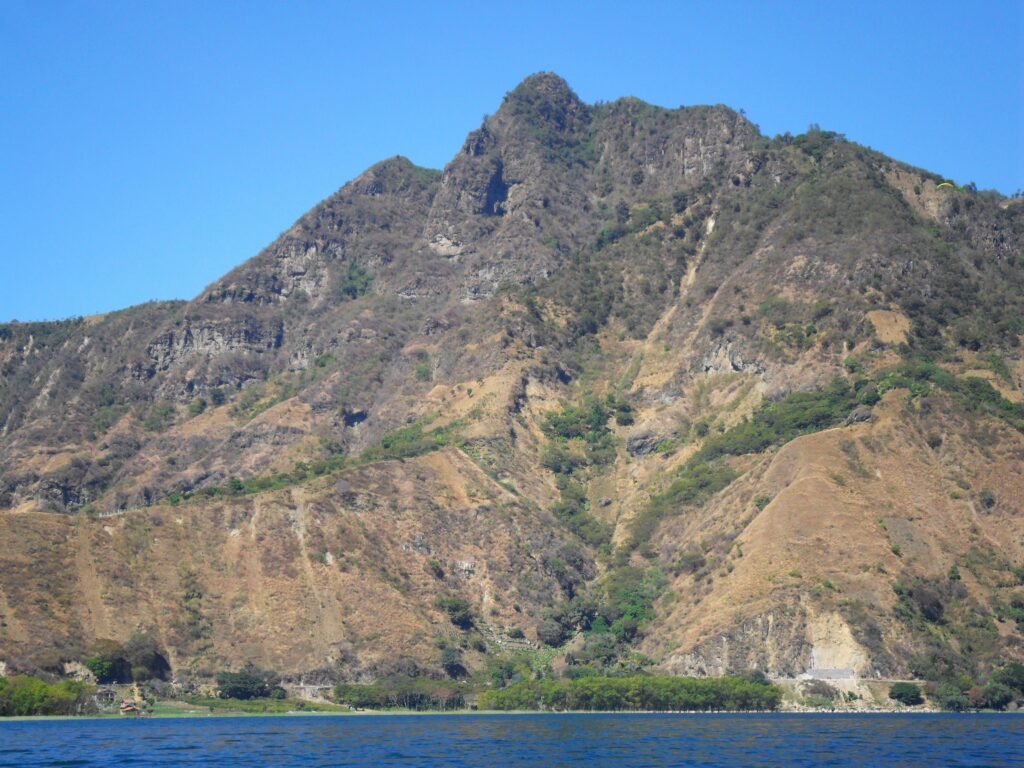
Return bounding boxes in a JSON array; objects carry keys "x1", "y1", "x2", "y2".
[{"x1": 2, "y1": 73, "x2": 1023, "y2": 685}]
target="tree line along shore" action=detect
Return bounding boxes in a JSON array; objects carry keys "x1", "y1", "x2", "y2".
[{"x1": 5, "y1": 664, "x2": 1024, "y2": 717}]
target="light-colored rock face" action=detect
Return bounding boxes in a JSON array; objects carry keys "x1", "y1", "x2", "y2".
[
  {"x1": 62, "y1": 660, "x2": 97, "y2": 683},
  {"x1": 146, "y1": 321, "x2": 285, "y2": 371},
  {"x1": 660, "y1": 612, "x2": 812, "y2": 678},
  {"x1": 807, "y1": 612, "x2": 867, "y2": 677},
  {"x1": 428, "y1": 235, "x2": 463, "y2": 258},
  {"x1": 1, "y1": 74, "x2": 1023, "y2": 683}
]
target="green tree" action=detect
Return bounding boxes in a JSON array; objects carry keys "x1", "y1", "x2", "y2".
[
  {"x1": 981, "y1": 682, "x2": 1015, "y2": 710},
  {"x1": 440, "y1": 647, "x2": 466, "y2": 678},
  {"x1": 435, "y1": 596, "x2": 474, "y2": 629},
  {"x1": 479, "y1": 675, "x2": 781, "y2": 712},
  {"x1": 123, "y1": 631, "x2": 170, "y2": 681},
  {"x1": 992, "y1": 662, "x2": 1024, "y2": 694},
  {"x1": 216, "y1": 665, "x2": 282, "y2": 700},
  {"x1": 337, "y1": 262, "x2": 373, "y2": 300},
  {"x1": 888, "y1": 682, "x2": 923, "y2": 706},
  {"x1": 0, "y1": 676, "x2": 94, "y2": 716},
  {"x1": 83, "y1": 639, "x2": 132, "y2": 683},
  {"x1": 931, "y1": 681, "x2": 969, "y2": 711},
  {"x1": 84, "y1": 657, "x2": 116, "y2": 684},
  {"x1": 537, "y1": 619, "x2": 567, "y2": 647}
]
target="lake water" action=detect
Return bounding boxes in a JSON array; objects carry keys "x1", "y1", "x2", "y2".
[{"x1": 0, "y1": 713, "x2": 1020, "y2": 767}]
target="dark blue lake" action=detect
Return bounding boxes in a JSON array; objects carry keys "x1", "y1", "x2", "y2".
[{"x1": 0, "y1": 713, "x2": 1020, "y2": 767}]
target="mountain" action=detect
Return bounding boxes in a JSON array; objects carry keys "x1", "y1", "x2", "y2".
[{"x1": 2, "y1": 73, "x2": 1023, "y2": 693}]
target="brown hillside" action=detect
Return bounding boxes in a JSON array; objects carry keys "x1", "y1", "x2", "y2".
[{"x1": 1, "y1": 74, "x2": 1022, "y2": 689}]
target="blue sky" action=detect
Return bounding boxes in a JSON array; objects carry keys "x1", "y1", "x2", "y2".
[{"x1": 1, "y1": 0, "x2": 1021, "y2": 322}]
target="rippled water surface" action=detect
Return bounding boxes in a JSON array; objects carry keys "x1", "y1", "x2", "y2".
[{"x1": 0, "y1": 713, "x2": 1020, "y2": 767}]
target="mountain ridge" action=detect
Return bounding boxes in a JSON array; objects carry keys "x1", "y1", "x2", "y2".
[{"x1": 1, "y1": 73, "x2": 1023, "y2": 697}]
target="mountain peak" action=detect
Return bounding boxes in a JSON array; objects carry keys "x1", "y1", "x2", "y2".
[
  {"x1": 508, "y1": 72, "x2": 578, "y2": 102},
  {"x1": 497, "y1": 72, "x2": 589, "y2": 134}
]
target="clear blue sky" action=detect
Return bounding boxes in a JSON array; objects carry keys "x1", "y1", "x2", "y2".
[{"x1": 2, "y1": 0, "x2": 1021, "y2": 322}]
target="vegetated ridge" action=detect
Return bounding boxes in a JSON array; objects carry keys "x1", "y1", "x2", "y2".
[{"x1": 2, "y1": 73, "x2": 1024, "y2": 711}]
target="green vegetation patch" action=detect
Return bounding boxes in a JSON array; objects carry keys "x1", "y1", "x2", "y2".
[
  {"x1": 362, "y1": 420, "x2": 462, "y2": 463},
  {"x1": 539, "y1": 398, "x2": 618, "y2": 548},
  {"x1": 435, "y1": 596, "x2": 474, "y2": 629},
  {"x1": 334, "y1": 678, "x2": 465, "y2": 711},
  {"x1": 216, "y1": 665, "x2": 285, "y2": 700},
  {"x1": 550, "y1": 478, "x2": 612, "y2": 548},
  {"x1": 167, "y1": 418, "x2": 461, "y2": 507},
  {"x1": 479, "y1": 674, "x2": 781, "y2": 711},
  {"x1": 629, "y1": 463, "x2": 738, "y2": 551},
  {"x1": 541, "y1": 399, "x2": 615, "y2": 456},
  {"x1": 881, "y1": 360, "x2": 1024, "y2": 432},
  {"x1": 888, "y1": 682, "x2": 923, "y2": 706},
  {"x1": 921, "y1": 662, "x2": 1024, "y2": 712},
  {"x1": 336, "y1": 261, "x2": 373, "y2": 301},
  {"x1": 171, "y1": 469, "x2": 303, "y2": 505},
  {"x1": 599, "y1": 567, "x2": 666, "y2": 642},
  {"x1": 694, "y1": 379, "x2": 860, "y2": 463},
  {"x1": 230, "y1": 380, "x2": 300, "y2": 423},
  {"x1": 83, "y1": 633, "x2": 170, "y2": 683},
  {"x1": 628, "y1": 379, "x2": 861, "y2": 552},
  {"x1": 0, "y1": 676, "x2": 95, "y2": 717}
]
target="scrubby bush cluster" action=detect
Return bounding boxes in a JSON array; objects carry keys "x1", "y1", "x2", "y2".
[
  {"x1": 879, "y1": 361, "x2": 1024, "y2": 432},
  {"x1": 922, "y1": 662, "x2": 1024, "y2": 711},
  {"x1": 336, "y1": 261, "x2": 373, "y2": 301},
  {"x1": 535, "y1": 566, "x2": 665, "y2": 656},
  {"x1": 539, "y1": 399, "x2": 620, "y2": 547},
  {"x1": 541, "y1": 399, "x2": 617, "y2": 465}
]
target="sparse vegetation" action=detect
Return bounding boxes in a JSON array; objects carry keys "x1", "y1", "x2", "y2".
[
  {"x1": 550, "y1": 478, "x2": 612, "y2": 548},
  {"x1": 879, "y1": 361, "x2": 1024, "y2": 432},
  {"x1": 630, "y1": 462, "x2": 737, "y2": 550},
  {"x1": 539, "y1": 400, "x2": 617, "y2": 547}
]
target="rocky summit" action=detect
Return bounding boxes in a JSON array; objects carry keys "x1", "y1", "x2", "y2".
[{"x1": 2, "y1": 73, "x2": 1023, "y2": 693}]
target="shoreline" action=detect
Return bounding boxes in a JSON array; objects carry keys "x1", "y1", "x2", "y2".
[{"x1": 1, "y1": 707, "x2": 1017, "y2": 722}]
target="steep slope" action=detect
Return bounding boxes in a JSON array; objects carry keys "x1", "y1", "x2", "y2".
[{"x1": 1, "y1": 74, "x2": 1023, "y2": 689}]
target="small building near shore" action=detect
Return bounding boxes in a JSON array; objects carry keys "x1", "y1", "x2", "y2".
[{"x1": 119, "y1": 699, "x2": 141, "y2": 715}]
